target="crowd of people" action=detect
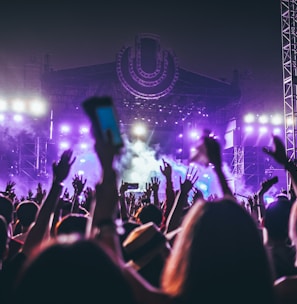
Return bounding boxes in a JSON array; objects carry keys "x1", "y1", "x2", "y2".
[{"x1": 0, "y1": 98, "x2": 297, "y2": 303}]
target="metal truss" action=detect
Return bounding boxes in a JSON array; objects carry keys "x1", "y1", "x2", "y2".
[{"x1": 281, "y1": 0, "x2": 297, "y2": 191}]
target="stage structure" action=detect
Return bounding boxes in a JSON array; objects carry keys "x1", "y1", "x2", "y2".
[
  {"x1": 7, "y1": 33, "x2": 286, "y2": 195},
  {"x1": 280, "y1": 0, "x2": 297, "y2": 192},
  {"x1": 41, "y1": 33, "x2": 242, "y2": 177}
]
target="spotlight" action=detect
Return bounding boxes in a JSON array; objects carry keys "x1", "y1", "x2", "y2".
[
  {"x1": 244, "y1": 125, "x2": 254, "y2": 133},
  {"x1": 271, "y1": 114, "x2": 283, "y2": 125},
  {"x1": 259, "y1": 126, "x2": 268, "y2": 134},
  {"x1": 13, "y1": 114, "x2": 23, "y2": 122},
  {"x1": 79, "y1": 126, "x2": 89, "y2": 134},
  {"x1": 244, "y1": 113, "x2": 255, "y2": 123},
  {"x1": 59, "y1": 141, "x2": 70, "y2": 149},
  {"x1": 0, "y1": 99, "x2": 8, "y2": 112},
  {"x1": 258, "y1": 115, "x2": 269, "y2": 124},
  {"x1": 132, "y1": 123, "x2": 147, "y2": 137},
  {"x1": 12, "y1": 99, "x2": 26, "y2": 113},
  {"x1": 29, "y1": 99, "x2": 47, "y2": 116},
  {"x1": 80, "y1": 143, "x2": 88, "y2": 149},
  {"x1": 60, "y1": 124, "x2": 71, "y2": 134}
]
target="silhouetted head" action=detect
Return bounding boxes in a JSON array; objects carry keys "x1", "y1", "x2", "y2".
[
  {"x1": 161, "y1": 198, "x2": 275, "y2": 304},
  {"x1": 13, "y1": 235, "x2": 136, "y2": 304},
  {"x1": 16, "y1": 200, "x2": 39, "y2": 228},
  {"x1": 54, "y1": 214, "x2": 88, "y2": 237},
  {"x1": 0, "y1": 194, "x2": 14, "y2": 225},
  {"x1": 135, "y1": 204, "x2": 163, "y2": 227},
  {"x1": 0, "y1": 215, "x2": 8, "y2": 261},
  {"x1": 264, "y1": 196, "x2": 293, "y2": 241}
]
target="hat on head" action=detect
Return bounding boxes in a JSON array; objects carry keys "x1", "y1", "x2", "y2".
[{"x1": 123, "y1": 221, "x2": 170, "y2": 270}]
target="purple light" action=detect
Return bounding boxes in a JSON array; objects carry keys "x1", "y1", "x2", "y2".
[
  {"x1": 59, "y1": 141, "x2": 70, "y2": 149},
  {"x1": 13, "y1": 114, "x2": 23, "y2": 122},
  {"x1": 259, "y1": 126, "x2": 268, "y2": 134},
  {"x1": 60, "y1": 124, "x2": 71, "y2": 134},
  {"x1": 80, "y1": 143, "x2": 88, "y2": 149},
  {"x1": 79, "y1": 126, "x2": 89, "y2": 134},
  {"x1": 244, "y1": 125, "x2": 254, "y2": 133},
  {"x1": 273, "y1": 127, "x2": 282, "y2": 135},
  {"x1": 189, "y1": 130, "x2": 199, "y2": 140}
]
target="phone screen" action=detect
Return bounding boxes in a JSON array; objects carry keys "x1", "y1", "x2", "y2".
[{"x1": 95, "y1": 105, "x2": 123, "y2": 148}]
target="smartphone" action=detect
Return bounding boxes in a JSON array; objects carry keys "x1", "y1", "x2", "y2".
[{"x1": 82, "y1": 96, "x2": 124, "y2": 151}]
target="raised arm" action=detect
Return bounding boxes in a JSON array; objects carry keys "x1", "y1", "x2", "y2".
[
  {"x1": 151, "y1": 176, "x2": 161, "y2": 207},
  {"x1": 192, "y1": 132, "x2": 234, "y2": 198},
  {"x1": 21, "y1": 149, "x2": 75, "y2": 256},
  {"x1": 159, "y1": 159, "x2": 175, "y2": 231},
  {"x1": 263, "y1": 135, "x2": 297, "y2": 196},
  {"x1": 164, "y1": 165, "x2": 199, "y2": 234},
  {"x1": 119, "y1": 181, "x2": 129, "y2": 221}
]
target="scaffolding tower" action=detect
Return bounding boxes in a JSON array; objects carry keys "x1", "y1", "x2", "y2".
[{"x1": 281, "y1": 0, "x2": 297, "y2": 191}]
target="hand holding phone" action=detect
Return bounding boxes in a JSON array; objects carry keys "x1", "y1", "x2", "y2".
[{"x1": 82, "y1": 96, "x2": 124, "y2": 153}]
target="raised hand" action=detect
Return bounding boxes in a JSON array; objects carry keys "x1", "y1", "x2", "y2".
[
  {"x1": 35, "y1": 182, "x2": 47, "y2": 205},
  {"x1": 27, "y1": 189, "x2": 34, "y2": 200},
  {"x1": 6, "y1": 180, "x2": 16, "y2": 193},
  {"x1": 151, "y1": 176, "x2": 160, "y2": 192},
  {"x1": 192, "y1": 186, "x2": 204, "y2": 203},
  {"x1": 82, "y1": 186, "x2": 94, "y2": 211},
  {"x1": 63, "y1": 188, "x2": 70, "y2": 199},
  {"x1": 160, "y1": 158, "x2": 172, "y2": 179},
  {"x1": 144, "y1": 182, "x2": 152, "y2": 201},
  {"x1": 52, "y1": 149, "x2": 76, "y2": 183},
  {"x1": 262, "y1": 135, "x2": 288, "y2": 166},
  {"x1": 258, "y1": 176, "x2": 278, "y2": 196},
  {"x1": 72, "y1": 174, "x2": 87, "y2": 195},
  {"x1": 119, "y1": 180, "x2": 129, "y2": 195},
  {"x1": 179, "y1": 165, "x2": 199, "y2": 194},
  {"x1": 5, "y1": 180, "x2": 16, "y2": 201}
]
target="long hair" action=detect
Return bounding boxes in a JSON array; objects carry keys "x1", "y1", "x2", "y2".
[
  {"x1": 161, "y1": 198, "x2": 276, "y2": 304},
  {"x1": 12, "y1": 235, "x2": 136, "y2": 304}
]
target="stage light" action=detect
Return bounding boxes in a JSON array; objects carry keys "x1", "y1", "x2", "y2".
[
  {"x1": 189, "y1": 130, "x2": 199, "y2": 140},
  {"x1": 13, "y1": 114, "x2": 23, "y2": 122},
  {"x1": 12, "y1": 99, "x2": 26, "y2": 113},
  {"x1": 273, "y1": 127, "x2": 282, "y2": 135},
  {"x1": 59, "y1": 141, "x2": 70, "y2": 149},
  {"x1": 244, "y1": 125, "x2": 254, "y2": 133},
  {"x1": 259, "y1": 126, "x2": 268, "y2": 134},
  {"x1": 132, "y1": 123, "x2": 147, "y2": 137},
  {"x1": 80, "y1": 143, "x2": 88, "y2": 149},
  {"x1": 0, "y1": 99, "x2": 8, "y2": 112},
  {"x1": 258, "y1": 115, "x2": 268, "y2": 124},
  {"x1": 271, "y1": 114, "x2": 283, "y2": 125},
  {"x1": 0, "y1": 114, "x2": 5, "y2": 122},
  {"x1": 29, "y1": 99, "x2": 47, "y2": 116},
  {"x1": 79, "y1": 126, "x2": 89, "y2": 134},
  {"x1": 244, "y1": 113, "x2": 255, "y2": 123},
  {"x1": 199, "y1": 183, "x2": 208, "y2": 191},
  {"x1": 60, "y1": 124, "x2": 71, "y2": 134}
]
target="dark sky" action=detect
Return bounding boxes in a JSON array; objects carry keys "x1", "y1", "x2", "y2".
[{"x1": 0, "y1": 0, "x2": 283, "y2": 111}]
